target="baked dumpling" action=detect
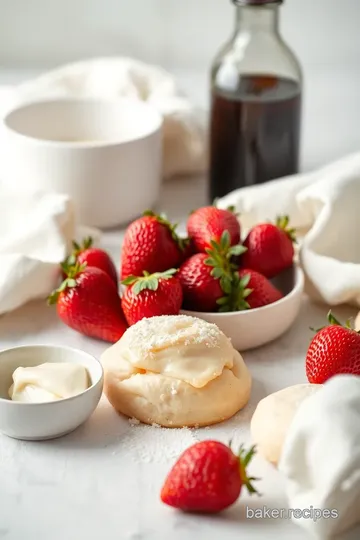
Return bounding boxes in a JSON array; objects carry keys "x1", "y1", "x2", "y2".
[{"x1": 101, "y1": 315, "x2": 252, "y2": 427}]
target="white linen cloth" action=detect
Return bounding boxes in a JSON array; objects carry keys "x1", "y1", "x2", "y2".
[
  {"x1": 0, "y1": 57, "x2": 207, "y2": 179},
  {"x1": 0, "y1": 188, "x2": 74, "y2": 316},
  {"x1": 279, "y1": 375, "x2": 360, "y2": 539},
  {"x1": 218, "y1": 152, "x2": 360, "y2": 307}
]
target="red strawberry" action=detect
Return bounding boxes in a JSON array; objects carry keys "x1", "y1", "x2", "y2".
[
  {"x1": 121, "y1": 269, "x2": 183, "y2": 326},
  {"x1": 161, "y1": 441, "x2": 259, "y2": 513},
  {"x1": 237, "y1": 269, "x2": 283, "y2": 309},
  {"x1": 187, "y1": 206, "x2": 241, "y2": 253},
  {"x1": 178, "y1": 231, "x2": 245, "y2": 312},
  {"x1": 64, "y1": 237, "x2": 118, "y2": 286},
  {"x1": 179, "y1": 253, "x2": 223, "y2": 312},
  {"x1": 180, "y1": 238, "x2": 197, "y2": 262},
  {"x1": 306, "y1": 311, "x2": 360, "y2": 384},
  {"x1": 48, "y1": 263, "x2": 127, "y2": 343},
  {"x1": 121, "y1": 211, "x2": 187, "y2": 280},
  {"x1": 242, "y1": 215, "x2": 296, "y2": 278}
]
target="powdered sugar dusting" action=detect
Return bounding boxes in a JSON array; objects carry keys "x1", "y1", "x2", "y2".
[
  {"x1": 122, "y1": 315, "x2": 225, "y2": 354},
  {"x1": 117, "y1": 423, "x2": 200, "y2": 464}
]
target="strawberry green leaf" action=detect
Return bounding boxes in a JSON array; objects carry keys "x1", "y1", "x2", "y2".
[
  {"x1": 121, "y1": 275, "x2": 140, "y2": 286},
  {"x1": 220, "y1": 230, "x2": 231, "y2": 251},
  {"x1": 47, "y1": 270, "x2": 83, "y2": 306},
  {"x1": 239, "y1": 274, "x2": 251, "y2": 289},
  {"x1": 126, "y1": 269, "x2": 177, "y2": 296},
  {"x1": 275, "y1": 214, "x2": 297, "y2": 244},
  {"x1": 72, "y1": 240, "x2": 80, "y2": 252},
  {"x1": 238, "y1": 444, "x2": 260, "y2": 496},
  {"x1": 327, "y1": 310, "x2": 342, "y2": 326},
  {"x1": 220, "y1": 275, "x2": 232, "y2": 294},
  {"x1": 211, "y1": 267, "x2": 224, "y2": 279},
  {"x1": 82, "y1": 236, "x2": 93, "y2": 250},
  {"x1": 216, "y1": 297, "x2": 230, "y2": 306},
  {"x1": 228, "y1": 244, "x2": 248, "y2": 257}
]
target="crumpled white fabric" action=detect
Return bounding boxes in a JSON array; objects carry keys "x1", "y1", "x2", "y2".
[
  {"x1": 0, "y1": 187, "x2": 75, "y2": 316},
  {"x1": 0, "y1": 57, "x2": 207, "y2": 179},
  {"x1": 218, "y1": 152, "x2": 360, "y2": 307},
  {"x1": 279, "y1": 375, "x2": 360, "y2": 539}
]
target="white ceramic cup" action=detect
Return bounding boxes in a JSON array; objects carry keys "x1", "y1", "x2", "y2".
[
  {"x1": 0, "y1": 345, "x2": 103, "y2": 441},
  {"x1": 1, "y1": 98, "x2": 163, "y2": 228}
]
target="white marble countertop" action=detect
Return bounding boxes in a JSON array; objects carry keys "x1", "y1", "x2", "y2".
[{"x1": 0, "y1": 68, "x2": 359, "y2": 540}]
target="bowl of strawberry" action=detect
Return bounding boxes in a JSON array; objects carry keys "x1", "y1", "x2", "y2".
[
  {"x1": 119, "y1": 207, "x2": 304, "y2": 351},
  {"x1": 48, "y1": 206, "x2": 303, "y2": 352}
]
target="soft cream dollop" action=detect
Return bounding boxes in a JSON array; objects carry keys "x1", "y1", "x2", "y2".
[
  {"x1": 101, "y1": 315, "x2": 252, "y2": 428},
  {"x1": 279, "y1": 375, "x2": 360, "y2": 539},
  {"x1": 9, "y1": 363, "x2": 90, "y2": 403}
]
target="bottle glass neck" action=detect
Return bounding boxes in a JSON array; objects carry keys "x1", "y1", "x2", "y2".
[{"x1": 235, "y1": 4, "x2": 280, "y2": 34}]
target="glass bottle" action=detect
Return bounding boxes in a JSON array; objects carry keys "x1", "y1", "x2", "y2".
[{"x1": 209, "y1": 0, "x2": 302, "y2": 201}]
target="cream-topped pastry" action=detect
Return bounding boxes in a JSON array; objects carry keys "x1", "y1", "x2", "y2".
[
  {"x1": 9, "y1": 363, "x2": 90, "y2": 403},
  {"x1": 101, "y1": 315, "x2": 252, "y2": 427}
]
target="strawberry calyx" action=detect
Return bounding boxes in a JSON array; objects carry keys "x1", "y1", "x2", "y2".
[
  {"x1": 48, "y1": 261, "x2": 87, "y2": 305},
  {"x1": 204, "y1": 231, "x2": 248, "y2": 312},
  {"x1": 143, "y1": 210, "x2": 190, "y2": 252},
  {"x1": 275, "y1": 215, "x2": 297, "y2": 244},
  {"x1": 122, "y1": 268, "x2": 178, "y2": 296},
  {"x1": 310, "y1": 310, "x2": 360, "y2": 334},
  {"x1": 229, "y1": 441, "x2": 260, "y2": 496},
  {"x1": 60, "y1": 236, "x2": 94, "y2": 268},
  {"x1": 72, "y1": 236, "x2": 93, "y2": 256},
  {"x1": 217, "y1": 272, "x2": 253, "y2": 312}
]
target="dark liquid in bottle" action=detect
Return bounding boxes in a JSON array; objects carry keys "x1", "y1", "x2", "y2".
[{"x1": 209, "y1": 75, "x2": 301, "y2": 200}]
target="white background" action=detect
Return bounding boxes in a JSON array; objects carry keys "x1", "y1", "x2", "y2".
[
  {"x1": 0, "y1": 0, "x2": 359, "y2": 168},
  {"x1": 0, "y1": 0, "x2": 358, "y2": 71}
]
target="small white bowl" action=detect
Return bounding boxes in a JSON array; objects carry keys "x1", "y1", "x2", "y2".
[
  {"x1": 1, "y1": 98, "x2": 163, "y2": 228},
  {"x1": 0, "y1": 345, "x2": 103, "y2": 441},
  {"x1": 182, "y1": 266, "x2": 304, "y2": 351}
]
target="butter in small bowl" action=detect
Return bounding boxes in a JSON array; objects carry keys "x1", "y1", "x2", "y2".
[
  {"x1": 9, "y1": 363, "x2": 90, "y2": 403},
  {"x1": 0, "y1": 345, "x2": 103, "y2": 441}
]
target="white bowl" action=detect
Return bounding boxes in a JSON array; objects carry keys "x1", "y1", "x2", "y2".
[
  {"x1": 0, "y1": 345, "x2": 103, "y2": 441},
  {"x1": 1, "y1": 98, "x2": 163, "y2": 228},
  {"x1": 182, "y1": 266, "x2": 304, "y2": 351}
]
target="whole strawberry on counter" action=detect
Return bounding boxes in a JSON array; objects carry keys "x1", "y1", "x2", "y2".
[
  {"x1": 187, "y1": 205, "x2": 241, "y2": 253},
  {"x1": 121, "y1": 269, "x2": 183, "y2": 326},
  {"x1": 161, "y1": 440, "x2": 259, "y2": 513},
  {"x1": 242, "y1": 215, "x2": 296, "y2": 278},
  {"x1": 121, "y1": 211, "x2": 188, "y2": 280},
  {"x1": 48, "y1": 262, "x2": 127, "y2": 343},
  {"x1": 306, "y1": 311, "x2": 360, "y2": 384},
  {"x1": 178, "y1": 231, "x2": 246, "y2": 312},
  {"x1": 64, "y1": 237, "x2": 118, "y2": 286}
]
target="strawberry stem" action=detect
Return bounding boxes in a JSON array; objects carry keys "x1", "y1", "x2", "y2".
[
  {"x1": 121, "y1": 268, "x2": 178, "y2": 296},
  {"x1": 275, "y1": 215, "x2": 297, "y2": 244},
  {"x1": 237, "y1": 444, "x2": 260, "y2": 496},
  {"x1": 204, "y1": 231, "x2": 249, "y2": 312},
  {"x1": 310, "y1": 310, "x2": 358, "y2": 334}
]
